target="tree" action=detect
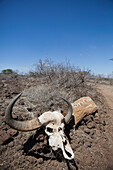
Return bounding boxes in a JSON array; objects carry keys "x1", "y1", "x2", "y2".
[{"x1": 1, "y1": 69, "x2": 16, "y2": 74}]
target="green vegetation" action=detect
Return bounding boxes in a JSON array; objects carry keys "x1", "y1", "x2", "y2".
[{"x1": 1, "y1": 69, "x2": 18, "y2": 75}]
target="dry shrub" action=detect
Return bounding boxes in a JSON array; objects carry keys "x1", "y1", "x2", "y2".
[
  {"x1": 33, "y1": 58, "x2": 90, "y2": 89},
  {"x1": 21, "y1": 58, "x2": 99, "y2": 117}
]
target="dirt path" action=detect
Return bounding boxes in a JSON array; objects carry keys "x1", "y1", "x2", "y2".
[
  {"x1": 95, "y1": 84, "x2": 113, "y2": 169},
  {"x1": 97, "y1": 84, "x2": 113, "y2": 111},
  {"x1": 96, "y1": 84, "x2": 113, "y2": 166},
  {"x1": 96, "y1": 84, "x2": 113, "y2": 134}
]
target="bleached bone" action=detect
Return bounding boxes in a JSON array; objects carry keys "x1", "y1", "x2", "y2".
[{"x1": 5, "y1": 93, "x2": 74, "y2": 160}]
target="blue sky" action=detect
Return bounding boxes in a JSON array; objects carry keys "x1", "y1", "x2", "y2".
[{"x1": 0, "y1": 0, "x2": 113, "y2": 75}]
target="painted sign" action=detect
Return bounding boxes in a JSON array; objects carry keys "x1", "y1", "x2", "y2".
[{"x1": 71, "y1": 97, "x2": 98, "y2": 125}]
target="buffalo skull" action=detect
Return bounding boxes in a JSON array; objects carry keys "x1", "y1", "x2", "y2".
[{"x1": 5, "y1": 93, "x2": 74, "y2": 160}]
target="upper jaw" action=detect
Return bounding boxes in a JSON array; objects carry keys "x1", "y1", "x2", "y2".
[{"x1": 49, "y1": 134, "x2": 74, "y2": 160}]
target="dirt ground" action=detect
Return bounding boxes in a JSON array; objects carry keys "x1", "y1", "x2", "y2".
[
  {"x1": 0, "y1": 76, "x2": 113, "y2": 170},
  {"x1": 96, "y1": 84, "x2": 113, "y2": 168},
  {"x1": 97, "y1": 84, "x2": 113, "y2": 110}
]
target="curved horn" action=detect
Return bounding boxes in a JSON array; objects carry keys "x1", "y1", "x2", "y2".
[
  {"x1": 5, "y1": 93, "x2": 42, "y2": 131},
  {"x1": 61, "y1": 98, "x2": 73, "y2": 124}
]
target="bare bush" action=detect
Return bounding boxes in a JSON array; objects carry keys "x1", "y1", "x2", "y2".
[
  {"x1": 17, "y1": 58, "x2": 95, "y2": 118},
  {"x1": 32, "y1": 58, "x2": 91, "y2": 90}
]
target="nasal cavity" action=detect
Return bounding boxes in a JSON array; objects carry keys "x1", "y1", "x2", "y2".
[
  {"x1": 63, "y1": 140, "x2": 67, "y2": 145},
  {"x1": 65, "y1": 150, "x2": 72, "y2": 158}
]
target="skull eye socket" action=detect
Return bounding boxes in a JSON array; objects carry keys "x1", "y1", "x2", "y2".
[
  {"x1": 47, "y1": 127, "x2": 53, "y2": 133},
  {"x1": 58, "y1": 127, "x2": 62, "y2": 131}
]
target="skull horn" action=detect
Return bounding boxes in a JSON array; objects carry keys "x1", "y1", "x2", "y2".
[
  {"x1": 61, "y1": 98, "x2": 73, "y2": 124},
  {"x1": 5, "y1": 93, "x2": 42, "y2": 131}
]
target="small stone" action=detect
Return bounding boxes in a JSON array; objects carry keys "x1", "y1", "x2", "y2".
[
  {"x1": 44, "y1": 139, "x2": 47, "y2": 145},
  {"x1": 90, "y1": 130, "x2": 96, "y2": 137},
  {"x1": 87, "y1": 122, "x2": 95, "y2": 129},
  {"x1": 26, "y1": 156, "x2": 37, "y2": 164},
  {"x1": 38, "y1": 158, "x2": 43, "y2": 164},
  {"x1": 102, "y1": 120, "x2": 106, "y2": 126},
  {"x1": 0, "y1": 130, "x2": 11, "y2": 145},
  {"x1": 16, "y1": 145, "x2": 23, "y2": 151},
  {"x1": 70, "y1": 132, "x2": 73, "y2": 138},
  {"x1": 84, "y1": 127, "x2": 90, "y2": 134},
  {"x1": 1, "y1": 112, "x2": 4, "y2": 116},
  {"x1": 95, "y1": 112, "x2": 99, "y2": 117},
  {"x1": 94, "y1": 117, "x2": 100, "y2": 124},
  {"x1": 7, "y1": 129, "x2": 18, "y2": 137},
  {"x1": 36, "y1": 134, "x2": 44, "y2": 142},
  {"x1": 84, "y1": 141, "x2": 91, "y2": 148},
  {"x1": 8, "y1": 141, "x2": 14, "y2": 147}
]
